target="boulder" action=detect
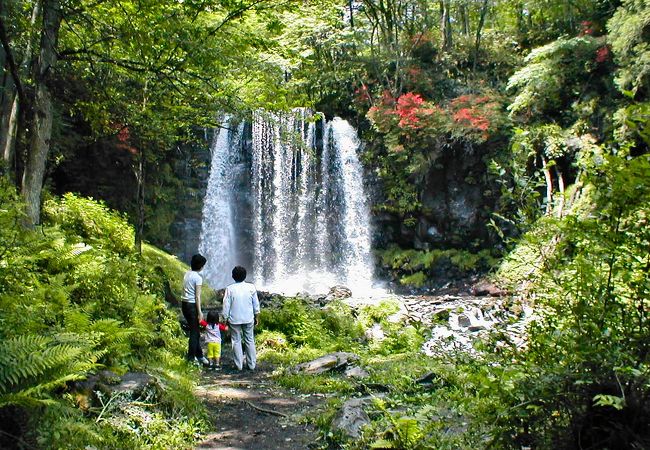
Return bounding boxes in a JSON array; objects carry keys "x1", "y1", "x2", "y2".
[
  {"x1": 471, "y1": 280, "x2": 506, "y2": 297},
  {"x1": 107, "y1": 372, "x2": 156, "y2": 396},
  {"x1": 331, "y1": 398, "x2": 371, "y2": 439},
  {"x1": 364, "y1": 323, "x2": 385, "y2": 342},
  {"x1": 325, "y1": 285, "x2": 353, "y2": 301},
  {"x1": 457, "y1": 313, "x2": 472, "y2": 328},
  {"x1": 344, "y1": 366, "x2": 370, "y2": 379},
  {"x1": 290, "y1": 352, "x2": 359, "y2": 375},
  {"x1": 415, "y1": 372, "x2": 440, "y2": 385}
]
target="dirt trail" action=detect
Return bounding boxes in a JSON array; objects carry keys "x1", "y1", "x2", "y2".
[{"x1": 195, "y1": 357, "x2": 326, "y2": 450}]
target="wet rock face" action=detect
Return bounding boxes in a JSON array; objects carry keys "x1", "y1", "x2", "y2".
[
  {"x1": 373, "y1": 142, "x2": 497, "y2": 250},
  {"x1": 418, "y1": 144, "x2": 492, "y2": 248}
]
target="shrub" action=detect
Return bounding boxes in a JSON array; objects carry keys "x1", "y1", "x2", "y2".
[{"x1": 43, "y1": 193, "x2": 134, "y2": 255}]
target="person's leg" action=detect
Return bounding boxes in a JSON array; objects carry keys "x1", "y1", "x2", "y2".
[
  {"x1": 242, "y1": 322, "x2": 256, "y2": 370},
  {"x1": 207, "y1": 343, "x2": 216, "y2": 368},
  {"x1": 230, "y1": 324, "x2": 244, "y2": 370},
  {"x1": 182, "y1": 302, "x2": 199, "y2": 360}
]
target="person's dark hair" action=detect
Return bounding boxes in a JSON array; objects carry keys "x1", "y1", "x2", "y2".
[
  {"x1": 206, "y1": 310, "x2": 219, "y2": 325},
  {"x1": 190, "y1": 254, "x2": 207, "y2": 271},
  {"x1": 232, "y1": 266, "x2": 246, "y2": 282}
]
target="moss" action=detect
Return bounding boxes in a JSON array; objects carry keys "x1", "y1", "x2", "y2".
[
  {"x1": 379, "y1": 245, "x2": 498, "y2": 288},
  {"x1": 400, "y1": 271, "x2": 428, "y2": 287}
]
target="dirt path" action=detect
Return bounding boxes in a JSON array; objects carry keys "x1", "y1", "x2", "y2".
[{"x1": 194, "y1": 357, "x2": 326, "y2": 450}]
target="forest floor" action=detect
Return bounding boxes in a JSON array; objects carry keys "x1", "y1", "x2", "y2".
[{"x1": 194, "y1": 346, "x2": 326, "y2": 450}]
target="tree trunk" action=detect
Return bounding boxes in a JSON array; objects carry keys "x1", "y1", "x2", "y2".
[
  {"x1": 134, "y1": 151, "x2": 145, "y2": 254},
  {"x1": 459, "y1": 2, "x2": 470, "y2": 35},
  {"x1": 555, "y1": 166, "x2": 565, "y2": 218},
  {"x1": 0, "y1": 74, "x2": 16, "y2": 165},
  {"x1": 3, "y1": 2, "x2": 41, "y2": 174},
  {"x1": 348, "y1": 0, "x2": 354, "y2": 28},
  {"x1": 440, "y1": 0, "x2": 452, "y2": 51},
  {"x1": 22, "y1": 0, "x2": 61, "y2": 226},
  {"x1": 541, "y1": 156, "x2": 554, "y2": 216},
  {"x1": 473, "y1": 0, "x2": 489, "y2": 70}
]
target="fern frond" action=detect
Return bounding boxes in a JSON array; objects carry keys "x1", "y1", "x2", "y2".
[
  {"x1": 0, "y1": 333, "x2": 101, "y2": 408},
  {"x1": 0, "y1": 392, "x2": 58, "y2": 408}
]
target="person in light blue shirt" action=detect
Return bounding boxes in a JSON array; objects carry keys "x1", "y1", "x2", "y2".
[{"x1": 222, "y1": 266, "x2": 260, "y2": 370}]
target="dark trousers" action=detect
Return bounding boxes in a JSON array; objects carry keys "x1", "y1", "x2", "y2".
[{"x1": 181, "y1": 301, "x2": 203, "y2": 360}]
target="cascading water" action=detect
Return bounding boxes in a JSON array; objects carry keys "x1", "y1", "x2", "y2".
[
  {"x1": 198, "y1": 117, "x2": 244, "y2": 288},
  {"x1": 199, "y1": 110, "x2": 376, "y2": 294}
]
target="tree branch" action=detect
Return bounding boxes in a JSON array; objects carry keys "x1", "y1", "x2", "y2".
[{"x1": 0, "y1": 15, "x2": 26, "y2": 106}]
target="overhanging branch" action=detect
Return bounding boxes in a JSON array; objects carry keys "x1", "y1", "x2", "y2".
[{"x1": 0, "y1": 15, "x2": 26, "y2": 105}]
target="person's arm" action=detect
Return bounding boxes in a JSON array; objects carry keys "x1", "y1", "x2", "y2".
[
  {"x1": 222, "y1": 288, "x2": 231, "y2": 325},
  {"x1": 195, "y1": 284, "x2": 203, "y2": 322},
  {"x1": 252, "y1": 287, "x2": 260, "y2": 327}
]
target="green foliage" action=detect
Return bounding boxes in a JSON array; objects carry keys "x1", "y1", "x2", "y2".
[
  {"x1": 259, "y1": 298, "x2": 364, "y2": 350},
  {"x1": 379, "y1": 246, "x2": 496, "y2": 287},
  {"x1": 375, "y1": 325, "x2": 425, "y2": 356},
  {"x1": 608, "y1": 0, "x2": 650, "y2": 95},
  {"x1": 43, "y1": 193, "x2": 134, "y2": 255},
  {"x1": 507, "y1": 36, "x2": 606, "y2": 119},
  {"x1": 0, "y1": 334, "x2": 100, "y2": 408},
  {"x1": 0, "y1": 186, "x2": 207, "y2": 448},
  {"x1": 487, "y1": 152, "x2": 650, "y2": 448},
  {"x1": 356, "y1": 300, "x2": 401, "y2": 328}
]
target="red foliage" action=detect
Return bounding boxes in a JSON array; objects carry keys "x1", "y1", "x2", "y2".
[
  {"x1": 449, "y1": 94, "x2": 501, "y2": 139},
  {"x1": 353, "y1": 83, "x2": 372, "y2": 105},
  {"x1": 113, "y1": 123, "x2": 138, "y2": 155},
  {"x1": 595, "y1": 46, "x2": 610, "y2": 63},
  {"x1": 396, "y1": 93, "x2": 425, "y2": 129},
  {"x1": 579, "y1": 20, "x2": 595, "y2": 36},
  {"x1": 367, "y1": 91, "x2": 500, "y2": 146},
  {"x1": 453, "y1": 108, "x2": 490, "y2": 131}
]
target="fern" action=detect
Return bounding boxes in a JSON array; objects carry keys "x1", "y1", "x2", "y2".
[{"x1": 0, "y1": 334, "x2": 101, "y2": 407}]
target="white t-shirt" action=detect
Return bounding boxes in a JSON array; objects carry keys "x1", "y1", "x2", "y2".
[
  {"x1": 222, "y1": 281, "x2": 260, "y2": 325},
  {"x1": 181, "y1": 270, "x2": 202, "y2": 303}
]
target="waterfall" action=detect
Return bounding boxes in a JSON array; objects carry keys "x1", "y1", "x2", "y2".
[
  {"x1": 199, "y1": 110, "x2": 376, "y2": 294},
  {"x1": 198, "y1": 117, "x2": 244, "y2": 288}
]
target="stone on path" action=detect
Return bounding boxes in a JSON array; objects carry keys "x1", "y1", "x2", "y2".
[
  {"x1": 290, "y1": 352, "x2": 359, "y2": 375},
  {"x1": 331, "y1": 397, "x2": 371, "y2": 439}
]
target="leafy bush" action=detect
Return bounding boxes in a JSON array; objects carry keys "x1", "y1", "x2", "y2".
[
  {"x1": 259, "y1": 298, "x2": 363, "y2": 351},
  {"x1": 43, "y1": 193, "x2": 134, "y2": 255}
]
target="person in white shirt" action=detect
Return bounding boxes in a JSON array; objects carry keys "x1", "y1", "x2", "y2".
[
  {"x1": 181, "y1": 254, "x2": 209, "y2": 366},
  {"x1": 222, "y1": 266, "x2": 260, "y2": 370}
]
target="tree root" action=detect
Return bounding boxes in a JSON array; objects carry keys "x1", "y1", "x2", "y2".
[{"x1": 245, "y1": 401, "x2": 288, "y2": 418}]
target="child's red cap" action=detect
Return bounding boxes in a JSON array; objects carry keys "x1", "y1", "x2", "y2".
[{"x1": 199, "y1": 320, "x2": 208, "y2": 327}]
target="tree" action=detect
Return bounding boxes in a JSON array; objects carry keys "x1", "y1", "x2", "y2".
[
  {"x1": 1, "y1": 0, "x2": 304, "y2": 231},
  {"x1": 22, "y1": 0, "x2": 61, "y2": 226}
]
